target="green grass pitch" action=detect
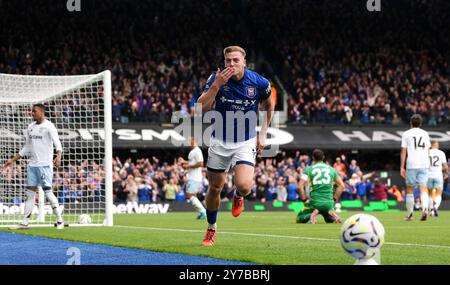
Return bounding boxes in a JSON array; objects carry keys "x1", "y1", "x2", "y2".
[{"x1": 1, "y1": 211, "x2": 450, "y2": 265}]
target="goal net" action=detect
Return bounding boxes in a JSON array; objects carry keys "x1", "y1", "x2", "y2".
[{"x1": 0, "y1": 71, "x2": 113, "y2": 227}]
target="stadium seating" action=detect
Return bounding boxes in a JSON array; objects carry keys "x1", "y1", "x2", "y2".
[{"x1": 1, "y1": 0, "x2": 448, "y2": 125}]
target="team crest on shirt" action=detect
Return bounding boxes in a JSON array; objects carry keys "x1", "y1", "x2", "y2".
[{"x1": 246, "y1": 87, "x2": 256, "y2": 98}]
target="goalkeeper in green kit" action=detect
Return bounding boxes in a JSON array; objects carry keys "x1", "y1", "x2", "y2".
[{"x1": 296, "y1": 149, "x2": 345, "y2": 224}]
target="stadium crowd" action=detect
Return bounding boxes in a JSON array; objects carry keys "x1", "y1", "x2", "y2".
[
  {"x1": 246, "y1": 0, "x2": 450, "y2": 125},
  {"x1": 104, "y1": 154, "x2": 450, "y2": 205},
  {"x1": 2, "y1": 159, "x2": 106, "y2": 205},
  {"x1": 0, "y1": 0, "x2": 238, "y2": 124},
  {"x1": 54, "y1": 160, "x2": 106, "y2": 204},
  {"x1": 284, "y1": 48, "x2": 450, "y2": 125},
  {"x1": 4, "y1": 153, "x2": 448, "y2": 205},
  {"x1": 1, "y1": 0, "x2": 449, "y2": 125}
]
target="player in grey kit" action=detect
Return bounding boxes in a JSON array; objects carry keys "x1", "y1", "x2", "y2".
[{"x1": 4, "y1": 104, "x2": 64, "y2": 229}]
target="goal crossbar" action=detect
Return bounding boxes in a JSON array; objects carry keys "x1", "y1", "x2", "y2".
[{"x1": 0, "y1": 72, "x2": 107, "y2": 104}]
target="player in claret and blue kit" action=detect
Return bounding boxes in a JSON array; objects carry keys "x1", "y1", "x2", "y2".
[{"x1": 196, "y1": 46, "x2": 274, "y2": 246}]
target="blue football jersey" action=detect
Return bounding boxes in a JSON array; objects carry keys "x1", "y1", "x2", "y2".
[{"x1": 200, "y1": 68, "x2": 271, "y2": 143}]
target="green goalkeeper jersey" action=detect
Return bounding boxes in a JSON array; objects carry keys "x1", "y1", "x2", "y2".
[{"x1": 303, "y1": 162, "x2": 338, "y2": 202}]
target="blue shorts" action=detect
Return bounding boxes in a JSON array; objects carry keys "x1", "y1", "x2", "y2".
[
  {"x1": 27, "y1": 166, "x2": 53, "y2": 189},
  {"x1": 427, "y1": 178, "x2": 444, "y2": 190},
  {"x1": 186, "y1": 180, "x2": 202, "y2": 194},
  {"x1": 406, "y1": 169, "x2": 428, "y2": 187}
]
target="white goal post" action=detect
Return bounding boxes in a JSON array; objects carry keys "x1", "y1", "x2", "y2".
[{"x1": 0, "y1": 71, "x2": 113, "y2": 227}]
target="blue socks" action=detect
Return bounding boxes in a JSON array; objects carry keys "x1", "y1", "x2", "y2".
[{"x1": 206, "y1": 210, "x2": 218, "y2": 225}]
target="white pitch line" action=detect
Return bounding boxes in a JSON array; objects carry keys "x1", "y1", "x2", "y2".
[
  {"x1": 115, "y1": 225, "x2": 450, "y2": 250},
  {"x1": 226, "y1": 226, "x2": 450, "y2": 231},
  {"x1": 385, "y1": 241, "x2": 450, "y2": 249}
]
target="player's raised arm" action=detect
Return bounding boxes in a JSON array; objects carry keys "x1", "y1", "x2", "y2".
[
  {"x1": 49, "y1": 123, "x2": 63, "y2": 168},
  {"x1": 196, "y1": 67, "x2": 234, "y2": 112}
]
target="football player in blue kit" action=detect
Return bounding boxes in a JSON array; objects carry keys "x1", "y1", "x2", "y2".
[{"x1": 196, "y1": 46, "x2": 274, "y2": 246}]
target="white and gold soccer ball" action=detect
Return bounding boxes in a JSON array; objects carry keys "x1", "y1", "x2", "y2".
[
  {"x1": 78, "y1": 214, "x2": 92, "y2": 224},
  {"x1": 340, "y1": 214, "x2": 385, "y2": 261}
]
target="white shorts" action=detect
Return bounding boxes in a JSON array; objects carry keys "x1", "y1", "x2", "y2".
[
  {"x1": 427, "y1": 178, "x2": 443, "y2": 191},
  {"x1": 206, "y1": 137, "x2": 257, "y2": 173},
  {"x1": 186, "y1": 180, "x2": 202, "y2": 194}
]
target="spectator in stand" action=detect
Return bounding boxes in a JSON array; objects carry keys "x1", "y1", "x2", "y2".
[
  {"x1": 347, "y1": 173, "x2": 359, "y2": 200},
  {"x1": 137, "y1": 178, "x2": 153, "y2": 203},
  {"x1": 287, "y1": 176, "x2": 299, "y2": 201},
  {"x1": 335, "y1": 165, "x2": 346, "y2": 181},
  {"x1": 356, "y1": 177, "x2": 368, "y2": 202},
  {"x1": 70, "y1": 183, "x2": 79, "y2": 203},
  {"x1": 175, "y1": 186, "x2": 186, "y2": 202},
  {"x1": 256, "y1": 175, "x2": 269, "y2": 202},
  {"x1": 266, "y1": 180, "x2": 277, "y2": 201},
  {"x1": 372, "y1": 178, "x2": 388, "y2": 203},
  {"x1": 348, "y1": 160, "x2": 361, "y2": 179},
  {"x1": 162, "y1": 178, "x2": 178, "y2": 202},
  {"x1": 333, "y1": 157, "x2": 347, "y2": 178},
  {"x1": 113, "y1": 173, "x2": 123, "y2": 203},
  {"x1": 115, "y1": 180, "x2": 128, "y2": 203},
  {"x1": 341, "y1": 182, "x2": 355, "y2": 200},
  {"x1": 125, "y1": 175, "x2": 138, "y2": 203},
  {"x1": 388, "y1": 185, "x2": 403, "y2": 202},
  {"x1": 112, "y1": 99, "x2": 124, "y2": 122},
  {"x1": 276, "y1": 177, "x2": 288, "y2": 202}
]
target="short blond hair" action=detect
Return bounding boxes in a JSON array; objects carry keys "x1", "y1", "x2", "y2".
[{"x1": 223, "y1": 46, "x2": 246, "y2": 57}]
